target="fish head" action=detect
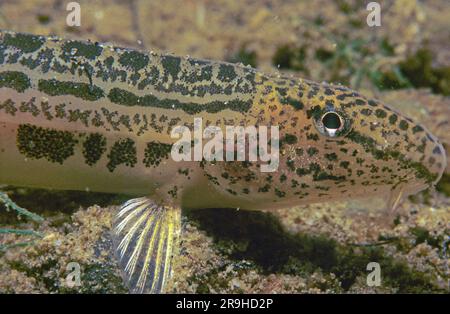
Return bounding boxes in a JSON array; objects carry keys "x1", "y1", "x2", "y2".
[
  {"x1": 301, "y1": 83, "x2": 446, "y2": 207},
  {"x1": 274, "y1": 80, "x2": 446, "y2": 208}
]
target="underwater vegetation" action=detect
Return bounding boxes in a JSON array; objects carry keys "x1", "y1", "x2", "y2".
[
  {"x1": 0, "y1": 188, "x2": 448, "y2": 293},
  {"x1": 0, "y1": 194, "x2": 129, "y2": 293},
  {"x1": 228, "y1": 45, "x2": 258, "y2": 69},
  {"x1": 186, "y1": 208, "x2": 448, "y2": 293},
  {"x1": 436, "y1": 174, "x2": 450, "y2": 197},
  {"x1": 271, "y1": 37, "x2": 449, "y2": 95}
]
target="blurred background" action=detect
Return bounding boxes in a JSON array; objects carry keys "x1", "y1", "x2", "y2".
[{"x1": 0, "y1": 0, "x2": 448, "y2": 91}]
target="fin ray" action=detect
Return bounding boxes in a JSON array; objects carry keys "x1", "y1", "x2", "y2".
[{"x1": 112, "y1": 197, "x2": 181, "y2": 293}]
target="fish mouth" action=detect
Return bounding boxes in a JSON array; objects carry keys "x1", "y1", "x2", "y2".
[
  {"x1": 430, "y1": 141, "x2": 447, "y2": 186},
  {"x1": 396, "y1": 120, "x2": 447, "y2": 189}
]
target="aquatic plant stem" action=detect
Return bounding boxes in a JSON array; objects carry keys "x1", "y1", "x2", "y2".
[
  {"x1": 0, "y1": 228, "x2": 43, "y2": 237},
  {"x1": 0, "y1": 191, "x2": 44, "y2": 222}
]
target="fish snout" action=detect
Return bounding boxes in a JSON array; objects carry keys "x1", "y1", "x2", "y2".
[
  {"x1": 428, "y1": 140, "x2": 447, "y2": 185},
  {"x1": 396, "y1": 124, "x2": 447, "y2": 188}
]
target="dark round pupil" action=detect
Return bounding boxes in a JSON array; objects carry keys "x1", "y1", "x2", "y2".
[{"x1": 322, "y1": 112, "x2": 342, "y2": 130}]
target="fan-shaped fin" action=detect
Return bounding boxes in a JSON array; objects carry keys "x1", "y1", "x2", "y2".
[{"x1": 112, "y1": 197, "x2": 181, "y2": 293}]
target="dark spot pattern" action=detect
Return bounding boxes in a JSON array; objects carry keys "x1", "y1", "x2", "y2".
[
  {"x1": 118, "y1": 50, "x2": 149, "y2": 71},
  {"x1": 143, "y1": 141, "x2": 172, "y2": 167},
  {"x1": 107, "y1": 138, "x2": 137, "y2": 172},
  {"x1": 3, "y1": 32, "x2": 44, "y2": 53},
  {"x1": 16, "y1": 124, "x2": 77, "y2": 164},
  {"x1": 82, "y1": 133, "x2": 107, "y2": 166},
  {"x1": 38, "y1": 79, "x2": 104, "y2": 101},
  {"x1": 107, "y1": 87, "x2": 252, "y2": 114},
  {"x1": 0, "y1": 71, "x2": 31, "y2": 92}
]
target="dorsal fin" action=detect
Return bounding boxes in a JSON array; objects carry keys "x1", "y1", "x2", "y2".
[{"x1": 112, "y1": 197, "x2": 181, "y2": 293}]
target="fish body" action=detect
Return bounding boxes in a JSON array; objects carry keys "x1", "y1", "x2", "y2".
[{"x1": 0, "y1": 30, "x2": 446, "y2": 292}]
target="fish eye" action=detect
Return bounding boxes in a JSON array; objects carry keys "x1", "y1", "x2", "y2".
[
  {"x1": 322, "y1": 112, "x2": 342, "y2": 131},
  {"x1": 315, "y1": 111, "x2": 346, "y2": 137}
]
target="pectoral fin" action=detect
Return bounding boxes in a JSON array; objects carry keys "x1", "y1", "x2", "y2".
[
  {"x1": 112, "y1": 197, "x2": 181, "y2": 293},
  {"x1": 386, "y1": 185, "x2": 404, "y2": 212}
]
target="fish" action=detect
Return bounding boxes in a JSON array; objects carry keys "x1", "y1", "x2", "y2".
[{"x1": 0, "y1": 30, "x2": 446, "y2": 293}]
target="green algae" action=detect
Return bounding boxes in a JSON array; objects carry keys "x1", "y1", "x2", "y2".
[
  {"x1": 228, "y1": 45, "x2": 258, "y2": 68},
  {"x1": 272, "y1": 44, "x2": 309, "y2": 75},
  {"x1": 436, "y1": 173, "x2": 450, "y2": 197},
  {"x1": 397, "y1": 49, "x2": 449, "y2": 96},
  {"x1": 274, "y1": 36, "x2": 449, "y2": 96},
  {"x1": 4, "y1": 257, "x2": 127, "y2": 293},
  {"x1": 375, "y1": 48, "x2": 450, "y2": 96},
  {"x1": 185, "y1": 208, "x2": 446, "y2": 293},
  {"x1": 6, "y1": 258, "x2": 59, "y2": 291},
  {"x1": 36, "y1": 14, "x2": 50, "y2": 25},
  {"x1": 189, "y1": 260, "x2": 258, "y2": 294},
  {"x1": 0, "y1": 187, "x2": 128, "y2": 227},
  {"x1": 72, "y1": 263, "x2": 128, "y2": 293},
  {"x1": 410, "y1": 227, "x2": 443, "y2": 250}
]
